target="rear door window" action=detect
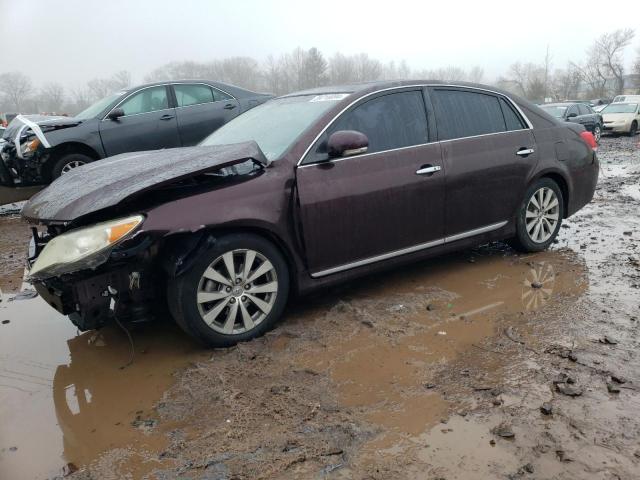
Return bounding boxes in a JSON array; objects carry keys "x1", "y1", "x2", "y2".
[
  {"x1": 174, "y1": 84, "x2": 214, "y2": 107},
  {"x1": 431, "y1": 89, "x2": 506, "y2": 140},
  {"x1": 578, "y1": 104, "x2": 590, "y2": 115},
  {"x1": 328, "y1": 90, "x2": 428, "y2": 154}
]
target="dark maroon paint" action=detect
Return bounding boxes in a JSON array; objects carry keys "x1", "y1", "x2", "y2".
[{"x1": 24, "y1": 80, "x2": 599, "y2": 321}]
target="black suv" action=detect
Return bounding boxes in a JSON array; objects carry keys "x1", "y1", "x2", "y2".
[
  {"x1": 0, "y1": 80, "x2": 271, "y2": 188},
  {"x1": 539, "y1": 102, "x2": 603, "y2": 142}
]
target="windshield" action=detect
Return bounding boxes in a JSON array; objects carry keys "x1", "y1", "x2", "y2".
[
  {"x1": 540, "y1": 105, "x2": 567, "y2": 118},
  {"x1": 602, "y1": 103, "x2": 638, "y2": 114},
  {"x1": 74, "y1": 92, "x2": 125, "y2": 120},
  {"x1": 200, "y1": 94, "x2": 349, "y2": 161}
]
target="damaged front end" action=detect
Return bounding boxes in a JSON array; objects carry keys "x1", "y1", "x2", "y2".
[
  {"x1": 27, "y1": 215, "x2": 163, "y2": 330},
  {"x1": 23, "y1": 141, "x2": 270, "y2": 331},
  {"x1": 1, "y1": 115, "x2": 80, "y2": 186}
]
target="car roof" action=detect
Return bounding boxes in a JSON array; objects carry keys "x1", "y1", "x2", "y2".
[
  {"x1": 122, "y1": 80, "x2": 269, "y2": 98},
  {"x1": 541, "y1": 102, "x2": 586, "y2": 107},
  {"x1": 280, "y1": 79, "x2": 522, "y2": 98}
]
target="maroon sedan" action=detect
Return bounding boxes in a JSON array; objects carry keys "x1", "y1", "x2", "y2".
[{"x1": 22, "y1": 81, "x2": 598, "y2": 347}]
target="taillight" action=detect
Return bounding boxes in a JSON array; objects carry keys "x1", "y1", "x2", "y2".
[{"x1": 580, "y1": 131, "x2": 597, "y2": 151}]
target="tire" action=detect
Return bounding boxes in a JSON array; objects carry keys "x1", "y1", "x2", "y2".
[
  {"x1": 510, "y1": 178, "x2": 564, "y2": 253},
  {"x1": 50, "y1": 153, "x2": 93, "y2": 180},
  {"x1": 629, "y1": 121, "x2": 638, "y2": 137},
  {"x1": 593, "y1": 124, "x2": 602, "y2": 143},
  {"x1": 167, "y1": 233, "x2": 290, "y2": 347}
]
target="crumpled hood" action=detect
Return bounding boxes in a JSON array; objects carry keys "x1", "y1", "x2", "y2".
[
  {"x1": 22, "y1": 142, "x2": 269, "y2": 223},
  {"x1": 3, "y1": 115, "x2": 81, "y2": 142}
]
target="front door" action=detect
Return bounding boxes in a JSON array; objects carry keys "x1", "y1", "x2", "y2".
[
  {"x1": 429, "y1": 87, "x2": 539, "y2": 237},
  {"x1": 99, "y1": 85, "x2": 181, "y2": 157},
  {"x1": 296, "y1": 89, "x2": 445, "y2": 276}
]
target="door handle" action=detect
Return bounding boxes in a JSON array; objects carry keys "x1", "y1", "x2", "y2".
[
  {"x1": 223, "y1": 103, "x2": 237, "y2": 110},
  {"x1": 160, "y1": 114, "x2": 175, "y2": 120},
  {"x1": 516, "y1": 148, "x2": 535, "y2": 157},
  {"x1": 416, "y1": 165, "x2": 442, "y2": 175}
]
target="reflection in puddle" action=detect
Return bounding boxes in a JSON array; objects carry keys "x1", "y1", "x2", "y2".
[
  {"x1": 0, "y1": 247, "x2": 587, "y2": 478},
  {"x1": 0, "y1": 295, "x2": 205, "y2": 479},
  {"x1": 298, "y1": 249, "x2": 586, "y2": 452}
]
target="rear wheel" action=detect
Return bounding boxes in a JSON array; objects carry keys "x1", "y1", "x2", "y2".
[
  {"x1": 51, "y1": 153, "x2": 92, "y2": 179},
  {"x1": 630, "y1": 121, "x2": 638, "y2": 136},
  {"x1": 510, "y1": 178, "x2": 564, "y2": 253},
  {"x1": 167, "y1": 233, "x2": 290, "y2": 347}
]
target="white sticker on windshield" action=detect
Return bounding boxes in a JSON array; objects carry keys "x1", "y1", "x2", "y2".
[{"x1": 309, "y1": 94, "x2": 349, "y2": 102}]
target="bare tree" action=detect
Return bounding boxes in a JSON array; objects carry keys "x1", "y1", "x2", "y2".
[
  {"x1": 329, "y1": 52, "x2": 356, "y2": 84},
  {"x1": 39, "y1": 83, "x2": 66, "y2": 113},
  {"x1": 467, "y1": 66, "x2": 484, "y2": 83},
  {"x1": 552, "y1": 64, "x2": 582, "y2": 101},
  {"x1": 303, "y1": 47, "x2": 328, "y2": 88},
  {"x1": 582, "y1": 29, "x2": 635, "y2": 96},
  {"x1": 86, "y1": 70, "x2": 132, "y2": 101},
  {"x1": 504, "y1": 62, "x2": 546, "y2": 101},
  {"x1": 0, "y1": 71, "x2": 34, "y2": 111}
]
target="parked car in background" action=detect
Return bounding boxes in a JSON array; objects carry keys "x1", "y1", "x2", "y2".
[
  {"x1": 539, "y1": 102, "x2": 603, "y2": 142},
  {"x1": 0, "y1": 80, "x2": 272, "y2": 187},
  {"x1": 601, "y1": 103, "x2": 640, "y2": 135},
  {"x1": 612, "y1": 95, "x2": 640, "y2": 104},
  {"x1": 22, "y1": 81, "x2": 599, "y2": 347},
  {"x1": 593, "y1": 104, "x2": 609, "y2": 113}
]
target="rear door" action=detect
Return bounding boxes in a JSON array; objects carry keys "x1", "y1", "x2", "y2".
[
  {"x1": 576, "y1": 104, "x2": 596, "y2": 132},
  {"x1": 429, "y1": 87, "x2": 538, "y2": 237},
  {"x1": 173, "y1": 83, "x2": 240, "y2": 146},
  {"x1": 296, "y1": 89, "x2": 445, "y2": 276},
  {"x1": 99, "y1": 85, "x2": 181, "y2": 156}
]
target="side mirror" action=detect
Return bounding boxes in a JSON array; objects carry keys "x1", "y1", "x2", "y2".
[
  {"x1": 327, "y1": 130, "x2": 369, "y2": 159},
  {"x1": 107, "y1": 108, "x2": 125, "y2": 120},
  {"x1": 566, "y1": 112, "x2": 578, "y2": 119}
]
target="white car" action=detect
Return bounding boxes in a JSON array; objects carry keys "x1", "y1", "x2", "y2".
[
  {"x1": 612, "y1": 94, "x2": 640, "y2": 104},
  {"x1": 601, "y1": 103, "x2": 639, "y2": 135}
]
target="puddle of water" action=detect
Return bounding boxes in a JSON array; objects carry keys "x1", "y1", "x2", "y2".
[
  {"x1": 0, "y1": 294, "x2": 205, "y2": 479},
  {"x1": 298, "y1": 250, "x2": 586, "y2": 452}
]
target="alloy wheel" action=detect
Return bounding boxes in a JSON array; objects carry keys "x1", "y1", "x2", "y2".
[
  {"x1": 594, "y1": 125, "x2": 601, "y2": 143},
  {"x1": 196, "y1": 249, "x2": 278, "y2": 334},
  {"x1": 60, "y1": 160, "x2": 85, "y2": 175},
  {"x1": 525, "y1": 187, "x2": 560, "y2": 244}
]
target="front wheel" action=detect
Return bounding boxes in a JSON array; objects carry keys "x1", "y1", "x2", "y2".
[
  {"x1": 593, "y1": 125, "x2": 602, "y2": 143},
  {"x1": 50, "y1": 153, "x2": 93, "y2": 180},
  {"x1": 629, "y1": 121, "x2": 638, "y2": 137},
  {"x1": 510, "y1": 178, "x2": 564, "y2": 253},
  {"x1": 167, "y1": 233, "x2": 290, "y2": 347}
]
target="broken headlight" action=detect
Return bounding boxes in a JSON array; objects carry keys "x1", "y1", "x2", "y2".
[
  {"x1": 29, "y1": 215, "x2": 144, "y2": 278},
  {"x1": 20, "y1": 137, "x2": 40, "y2": 157}
]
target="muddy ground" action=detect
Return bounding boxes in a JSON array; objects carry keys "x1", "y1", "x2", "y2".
[{"x1": 0, "y1": 134, "x2": 639, "y2": 480}]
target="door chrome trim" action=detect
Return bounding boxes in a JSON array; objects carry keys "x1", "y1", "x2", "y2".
[
  {"x1": 296, "y1": 84, "x2": 534, "y2": 167},
  {"x1": 310, "y1": 220, "x2": 508, "y2": 278},
  {"x1": 416, "y1": 165, "x2": 442, "y2": 175},
  {"x1": 444, "y1": 221, "x2": 508, "y2": 243},
  {"x1": 516, "y1": 148, "x2": 535, "y2": 156}
]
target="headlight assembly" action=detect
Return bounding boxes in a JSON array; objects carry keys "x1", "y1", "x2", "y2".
[
  {"x1": 21, "y1": 138, "x2": 40, "y2": 156},
  {"x1": 29, "y1": 215, "x2": 144, "y2": 278}
]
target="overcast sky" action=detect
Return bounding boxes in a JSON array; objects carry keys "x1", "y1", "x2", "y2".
[{"x1": 1, "y1": 0, "x2": 638, "y2": 88}]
